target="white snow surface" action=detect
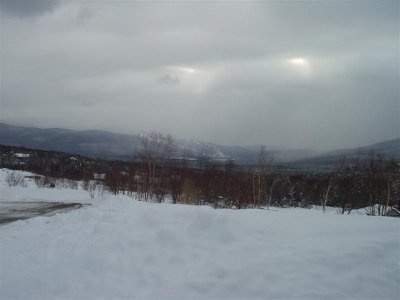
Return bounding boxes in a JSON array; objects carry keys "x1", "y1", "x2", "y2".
[{"x1": 0, "y1": 169, "x2": 399, "y2": 299}]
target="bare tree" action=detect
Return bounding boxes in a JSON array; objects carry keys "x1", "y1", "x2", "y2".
[
  {"x1": 138, "y1": 131, "x2": 176, "y2": 201},
  {"x1": 322, "y1": 158, "x2": 346, "y2": 213},
  {"x1": 365, "y1": 152, "x2": 386, "y2": 215},
  {"x1": 383, "y1": 157, "x2": 399, "y2": 215},
  {"x1": 253, "y1": 146, "x2": 273, "y2": 208},
  {"x1": 322, "y1": 173, "x2": 335, "y2": 213},
  {"x1": 266, "y1": 175, "x2": 280, "y2": 210}
]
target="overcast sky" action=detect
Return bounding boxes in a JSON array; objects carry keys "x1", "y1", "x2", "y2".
[{"x1": 1, "y1": 0, "x2": 399, "y2": 150}]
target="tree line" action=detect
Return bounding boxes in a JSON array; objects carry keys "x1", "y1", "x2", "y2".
[
  {"x1": 105, "y1": 132, "x2": 400, "y2": 215},
  {"x1": 1, "y1": 135, "x2": 399, "y2": 215}
]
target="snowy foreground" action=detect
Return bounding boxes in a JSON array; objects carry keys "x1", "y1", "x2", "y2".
[{"x1": 1, "y1": 169, "x2": 399, "y2": 299}]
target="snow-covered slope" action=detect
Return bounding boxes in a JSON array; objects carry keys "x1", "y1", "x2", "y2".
[{"x1": 0, "y1": 169, "x2": 399, "y2": 299}]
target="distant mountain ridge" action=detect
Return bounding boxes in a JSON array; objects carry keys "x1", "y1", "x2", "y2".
[
  {"x1": 0, "y1": 123, "x2": 398, "y2": 164},
  {"x1": 0, "y1": 123, "x2": 142, "y2": 158},
  {"x1": 283, "y1": 138, "x2": 400, "y2": 170}
]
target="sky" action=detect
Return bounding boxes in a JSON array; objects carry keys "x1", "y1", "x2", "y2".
[{"x1": 0, "y1": 0, "x2": 399, "y2": 151}]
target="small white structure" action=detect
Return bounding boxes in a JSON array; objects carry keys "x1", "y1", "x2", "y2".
[
  {"x1": 15, "y1": 153, "x2": 30, "y2": 158},
  {"x1": 93, "y1": 173, "x2": 106, "y2": 180}
]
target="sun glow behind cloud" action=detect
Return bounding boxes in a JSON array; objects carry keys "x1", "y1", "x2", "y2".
[
  {"x1": 170, "y1": 66, "x2": 197, "y2": 74},
  {"x1": 284, "y1": 57, "x2": 312, "y2": 76},
  {"x1": 286, "y1": 57, "x2": 309, "y2": 66}
]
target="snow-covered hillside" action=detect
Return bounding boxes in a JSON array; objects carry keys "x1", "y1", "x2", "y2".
[{"x1": 0, "y1": 169, "x2": 399, "y2": 299}]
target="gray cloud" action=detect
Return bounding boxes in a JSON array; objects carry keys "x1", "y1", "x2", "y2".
[
  {"x1": 0, "y1": 0, "x2": 62, "y2": 17},
  {"x1": 1, "y1": 1, "x2": 398, "y2": 151},
  {"x1": 158, "y1": 74, "x2": 180, "y2": 85}
]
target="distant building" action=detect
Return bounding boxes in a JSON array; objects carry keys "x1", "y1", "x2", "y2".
[
  {"x1": 15, "y1": 153, "x2": 30, "y2": 158},
  {"x1": 93, "y1": 173, "x2": 106, "y2": 180},
  {"x1": 385, "y1": 208, "x2": 400, "y2": 218}
]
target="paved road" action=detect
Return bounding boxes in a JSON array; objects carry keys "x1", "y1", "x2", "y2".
[{"x1": 0, "y1": 202, "x2": 88, "y2": 225}]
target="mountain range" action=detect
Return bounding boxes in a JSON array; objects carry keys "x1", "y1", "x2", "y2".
[{"x1": 0, "y1": 123, "x2": 398, "y2": 166}]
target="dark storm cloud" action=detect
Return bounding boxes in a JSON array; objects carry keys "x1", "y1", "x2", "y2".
[
  {"x1": 0, "y1": 1, "x2": 398, "y2": 150},
  {"x1": 0, "y1": 0, "x2": 62, "y2": 17}
]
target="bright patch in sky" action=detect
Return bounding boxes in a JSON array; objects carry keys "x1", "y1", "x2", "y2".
[
  {"x1": 283, "y1": 57, "x2": 312, "y2": 77},
  {"x1": 287, "y1": 57, "x2": 309, "y2": 66},
  {"x1": 172, "y1": 66, "x2": 196, "y2": 74}
]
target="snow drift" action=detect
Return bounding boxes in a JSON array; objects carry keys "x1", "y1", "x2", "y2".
[{"x1": 0, "y1": 169, "x2": 399, "y2": 299}]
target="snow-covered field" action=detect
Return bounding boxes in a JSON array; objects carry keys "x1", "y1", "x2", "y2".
[{"x1": 0, "y1": 169, "x2": 399, "y2": 299}]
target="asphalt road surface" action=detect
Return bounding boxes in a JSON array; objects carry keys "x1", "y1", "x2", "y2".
[{"x1": 0, "y1": 202, "x2": 87, "y2": 225}]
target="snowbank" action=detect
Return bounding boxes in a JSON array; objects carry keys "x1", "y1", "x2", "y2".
[
  {"x1": 0, "y1": 168, "x2": 95, "y2": 204},
  {"x1": 0, "y1": 169, "x2": 399, "y2": 299}
]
